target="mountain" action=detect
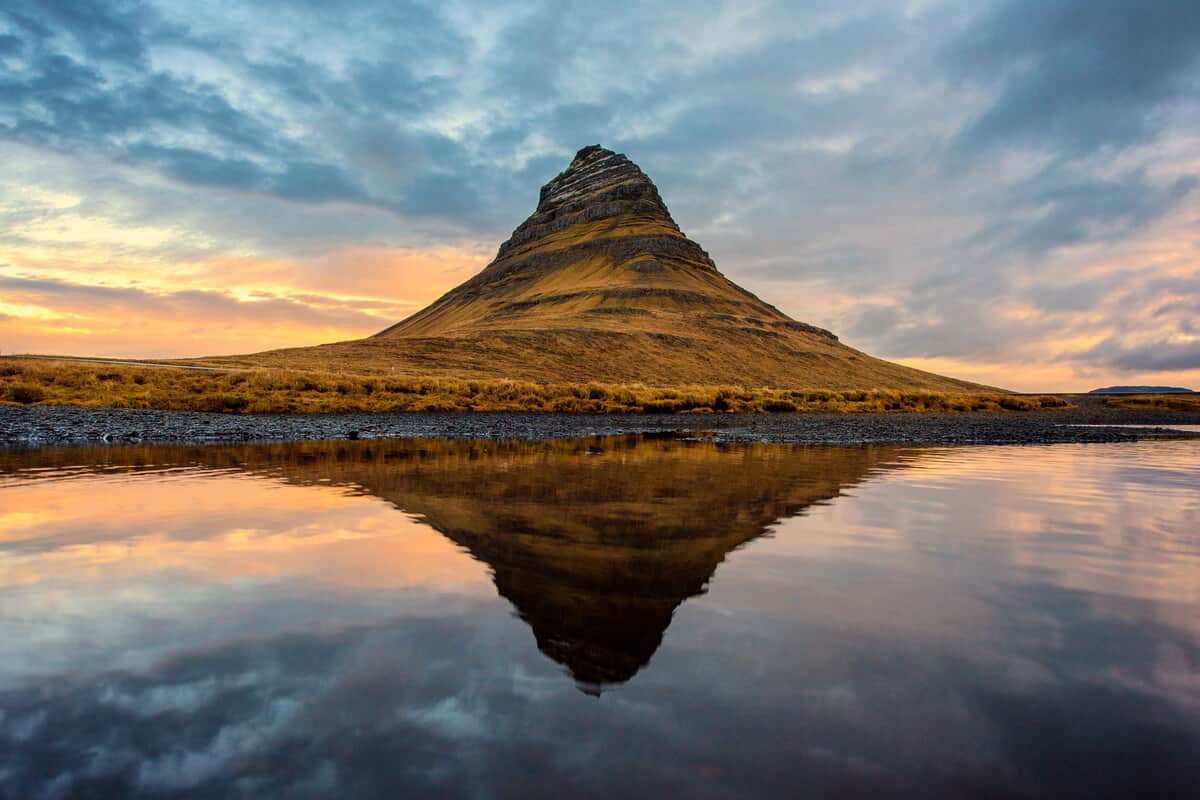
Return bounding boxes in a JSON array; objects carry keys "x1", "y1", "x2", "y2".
[
  {"x1": 1089, "y1": 386, "x2": 1194, "y2": 394},
  {"x1": 215, "y1": 145, "x2": 990, "y2": 391}
]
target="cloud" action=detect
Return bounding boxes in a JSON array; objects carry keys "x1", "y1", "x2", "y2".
[
  {"x1": 835, "y1": 251, "x2": 1200, "y2": 389},
  {"x1": 973, "y1": 168, "x2": 1198, "y2": 254},
  {"x1": 843, "y1": 293, "x2": 1059, "y2": 362},
  {"x1": 0, "y1": 272, "x2": 424, "y2": 356},
  {"x1": 946, "y1": 0, "x2": 1200, "y2": 158},
  {"x1": 1085, "y1": 337, "x2": 1200, "y2": 373},
  {"x1": 0, "y1": 33, "x2": 22, "y2": 55},
  {"x1": 1023, "y1": 271, "x2": 1138, "y2": 314},
  {"x1": 0, "y1": 275, "x2": 391, "y2": 328},
  {"x1": 0, "y1": 0, "x2": 491, "y2": 226}
]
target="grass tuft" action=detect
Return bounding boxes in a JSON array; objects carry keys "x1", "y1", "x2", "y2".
[{"x1": 5, "y1": 384, "x2": 45, "y2": 404}]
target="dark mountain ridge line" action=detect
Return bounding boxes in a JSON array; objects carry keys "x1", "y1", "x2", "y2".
[{"x1": 1090, "y1": 386, "x2": 1194, "y2": 394}]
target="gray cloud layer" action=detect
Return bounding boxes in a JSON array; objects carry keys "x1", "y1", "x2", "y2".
[{"x1": 947, "y1": 0, "x2": 1200, "y2": 157}]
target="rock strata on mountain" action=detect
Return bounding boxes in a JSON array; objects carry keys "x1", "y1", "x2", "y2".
[
  {"x1": 214, "y1": 146, "x2": 992, "y2": 391},
  {"x1": 376, "y1": 145, "x2": 841, "y2": 344}
]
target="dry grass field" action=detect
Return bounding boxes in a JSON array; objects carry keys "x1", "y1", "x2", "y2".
[
  {"x1": 0, "y1": 358, "x2": 1070, "y2": 414},
  {"x1": 1102, "y1": 394, "x2": 1200, "y2": 412}
]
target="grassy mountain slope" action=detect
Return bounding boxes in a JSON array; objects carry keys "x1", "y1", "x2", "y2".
[{"x1": 200, "y1": 146, "x2": 996, "y2": 392}]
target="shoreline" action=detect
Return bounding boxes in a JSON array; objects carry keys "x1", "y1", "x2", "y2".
[{"x1": 4, "y1": 396, "x2": 1200, "y2": 450}]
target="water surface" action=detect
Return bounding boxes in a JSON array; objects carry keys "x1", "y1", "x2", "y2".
[{"x1": 1, "y1": 438, "x2": 1197, "y2": 798}]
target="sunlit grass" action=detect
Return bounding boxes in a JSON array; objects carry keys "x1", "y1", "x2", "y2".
[
  {"x1": 1103, "y1": 394, "x2": 1200, "y2": 412},
  {"x1": 0, "y1": 359, "x2": 1072, "y2": 414}
]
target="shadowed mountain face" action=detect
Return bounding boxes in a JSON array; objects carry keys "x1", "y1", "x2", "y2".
[
  {"x1": 217, "y1": 146, "x2": 988, "y2": 391},
  {"x1": 1, "y1": 438, "x2": 907, "y2": 690}
]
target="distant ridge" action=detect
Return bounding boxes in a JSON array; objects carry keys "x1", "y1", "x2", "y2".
[
  {"x1": 213, "y1": 146, "x2": 994, "y2": 391},
  {"x1": 1089, "y1": 386, "x2": 1194, "y2": 394}
]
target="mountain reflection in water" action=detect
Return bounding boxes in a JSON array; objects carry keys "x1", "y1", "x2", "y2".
[
  {"x1": 2, "y1": 437, "x2": 902, "y2": 692},
  {"x1": 271, "y1": 438, "x2": 900, "y2": 691},
  {"x1": 1, "y1": 436, "x2": 1198, "y2": 799}
]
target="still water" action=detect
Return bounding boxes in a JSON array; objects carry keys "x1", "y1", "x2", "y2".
[{"x1": 1, "y1": 437, "x2": 1197, "y2": 798}]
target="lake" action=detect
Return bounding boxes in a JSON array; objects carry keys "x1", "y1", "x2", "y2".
[{"x1": 1, "y1": 437, "x2": 1197, "y2": 798}]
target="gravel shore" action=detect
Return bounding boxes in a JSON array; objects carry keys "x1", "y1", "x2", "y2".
[{"x1": 2, "y1": 395, "x2": 1198, "y2": 450}]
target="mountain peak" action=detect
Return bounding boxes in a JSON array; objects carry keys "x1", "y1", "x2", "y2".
[
  {"x1": 504, "y1": 145, "x2": 679, "y2": 260},
  {"x1": 572, "y1": 143, "x2": 610, "y2": 161}
]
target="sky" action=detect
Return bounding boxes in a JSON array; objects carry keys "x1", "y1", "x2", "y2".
[{"x1": 1, "y1": 0, "x2": 1198, "y2": 391}]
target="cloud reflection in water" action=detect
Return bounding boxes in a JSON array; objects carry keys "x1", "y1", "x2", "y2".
[{"x1": 0, "y1": 437, "x2": 1197, "y2": 798}]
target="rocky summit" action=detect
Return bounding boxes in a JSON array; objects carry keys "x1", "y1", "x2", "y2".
[{"x1": 221, "y1": 145, "x2": 989, "y2": 390}]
